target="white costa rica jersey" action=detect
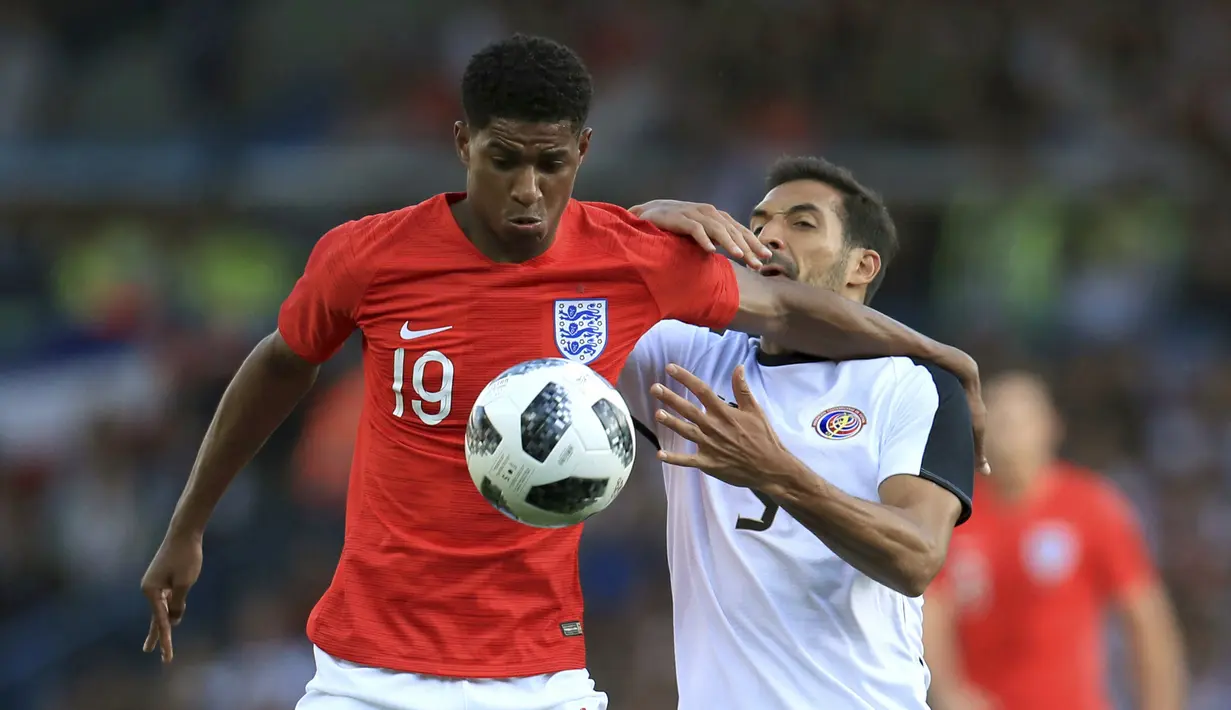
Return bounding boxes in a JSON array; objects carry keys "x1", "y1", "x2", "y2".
[{"x1": 618, "y1": 320, "x2": 974, "y2": 710}]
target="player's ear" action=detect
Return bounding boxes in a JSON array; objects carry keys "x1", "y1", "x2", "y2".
[
  {"x1": 454, "y1": 121, "x2": 471, "y2": 167},
  {"x1": 848, "y1": 248, "x2": 880, "y2": 290},
  {"x1": 577, "y1": 127, "x2": 592, "y2": 163}
]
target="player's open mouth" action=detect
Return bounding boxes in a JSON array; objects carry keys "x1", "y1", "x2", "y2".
[
  {"x1": 758, "y1": 264, "x2": 792, "y2": 279},
  {"x1": 504, "y1": 216, "x2": 546, "y2": 237}
]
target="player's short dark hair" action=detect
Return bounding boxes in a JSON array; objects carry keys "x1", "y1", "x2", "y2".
[
  {"x1": 766, "y1": 156, "x2": 898, "y2": 303},
  {"x1": 461, "y1": 34, "x2": 593, "y2": 132}
]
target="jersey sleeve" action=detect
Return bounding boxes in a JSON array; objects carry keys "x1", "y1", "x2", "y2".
[
  {"x1": 278, "y1": 220, "x2": 373, "y2": 364},
  {"x1": 590, "y1": 202, "x2": 740, "y2": 330},
  {"x1": 1090, "y1": 482, "x2": 1156, "y2": 601},
  {"x1": 878, "y1": 360, "x2": 976, "y2": 525},
  {"x1": 617, "y1": 320, "x2": 721, "y2": 449}
]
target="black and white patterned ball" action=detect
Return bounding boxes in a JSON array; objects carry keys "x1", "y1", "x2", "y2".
[{"x1": 465, "y1": 358, "x2": 635, "y2": 528}]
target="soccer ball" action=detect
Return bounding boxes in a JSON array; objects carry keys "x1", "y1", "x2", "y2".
[{"x1": 465, "y1": 358, "x2": 635, "y2": 528}]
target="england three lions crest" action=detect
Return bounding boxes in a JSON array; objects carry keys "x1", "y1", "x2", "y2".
[{"x1": 554, "y1": 299, "x2": 607, "y2": 365}]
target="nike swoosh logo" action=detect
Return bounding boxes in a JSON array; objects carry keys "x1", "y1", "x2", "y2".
[{"x1": 400, "y1": 323, "x2": 452, "y2": 340}]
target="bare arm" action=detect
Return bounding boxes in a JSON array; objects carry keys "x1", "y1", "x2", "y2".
[
  {"x1": 167, "y1": 330, "x2": 320, "y2": 538},
  {"x1": 652, "y1": 361, "x2": 973, "y2": 598},
  {"x1": 627, "y1": 199, "x2": 943, "y2": 362},
  {"x1": 1120, "y1": 583, "x2": 1186, "y2": 710},
  {"x1": 923, "y1": 590, "x2": 996, "y2": 710},
  {"x1": 623, "y1": 200, "x2": 988, "y2": 474},
  {"x1": 729, "y1": 268, "x2": 988, "y2": 474},
  {"x1": 730, "y1": 266, "x2": 960, "y2": 366},
  {"x1": 767, "y1": 361, "x2": 972, "y2": 597},
  {"x1": 142, "y1": 329, "x2": 322, "y2": 661},
  {"x1": 766, "y1": 469, "x2": 961, "y2": 597}
]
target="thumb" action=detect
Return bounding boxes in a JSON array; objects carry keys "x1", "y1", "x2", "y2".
[
  {"x1": 167, "y1": 584, "x2": 190, "y2": 625},
  {"x1": 731, "y1": 365, "x2": 760, "y2": 411}
]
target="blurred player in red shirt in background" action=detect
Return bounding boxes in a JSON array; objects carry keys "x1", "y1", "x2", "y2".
[{"x1": 924, "y1": 371, "x2": 1186, "y2": 710}]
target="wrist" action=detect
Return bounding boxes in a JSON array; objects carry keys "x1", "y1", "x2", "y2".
[
  {"x1": 760, "y1": 451, "x2": 829, "y2": 503},
  {"x1": 937, "y1": 345, "x2": 978, "y2": 385},
  {"x1": 167, "y1": 515, "x2": 206, "y2": 543}
]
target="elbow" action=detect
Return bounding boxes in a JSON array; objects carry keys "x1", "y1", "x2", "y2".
[
  {"x1": 896, "y1": 574, "x2": 932, "y2": 599},
  {"x1": 889, "y1": 547, "x2": 947, "y2": 598},
  {"x1": 259, "y1": 331, "x2": 322, "y2": 382}
]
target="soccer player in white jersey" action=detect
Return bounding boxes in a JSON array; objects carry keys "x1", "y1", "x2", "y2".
[{"x1": 619, "y1": 156, "x2": 977, "y2": 710}]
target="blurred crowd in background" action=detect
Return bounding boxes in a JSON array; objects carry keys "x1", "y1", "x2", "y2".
[{"x1": 2, "y1": 0, "x2": 1231, "y2": 709}]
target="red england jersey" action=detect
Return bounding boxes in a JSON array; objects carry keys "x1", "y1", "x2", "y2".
[
  {"x1": 277, "y1": 193, "x2": 739, "y2": 678},
  {"x1": 932, "y1": 463, "x2": 1155, "y2": 710}
]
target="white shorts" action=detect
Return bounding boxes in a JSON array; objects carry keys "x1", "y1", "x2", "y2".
[{"x1": 296, "y1": 646, "x2": 609, "y2": 710}]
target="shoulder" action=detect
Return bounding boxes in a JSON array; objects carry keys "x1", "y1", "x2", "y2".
[
  {"x1": 572, "y1": 200, "x2": 679, "y2": 250},
  {"x1": 902, "y1": 358, "x2": 964, "y2": 399},
  {"x1": 835, "y1": 357, "x2": 956, "y2": 406},
  {"x1": 574, "y1": 201, "x2": 663, "y2": 233},
  {"x1": 879, "y1": 358, "x2": 967, "y2": 417},
  {"x1": 324, "y1": 200, "x2": 431, "y2": 260},
  {"x1": 637, "y1": 320, "x2": 752, "y2": 366},
  {"x1": 1056, "y1": 465, "x2": 1137, "y2": 520}
]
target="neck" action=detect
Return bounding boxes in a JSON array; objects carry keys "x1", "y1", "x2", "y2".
[
  {"x1": 990, "y1": 458, "x2": 1051, "y2": 503},
  {"x1": 451, "y1": 197, "x2": 553, "y2": 263}
]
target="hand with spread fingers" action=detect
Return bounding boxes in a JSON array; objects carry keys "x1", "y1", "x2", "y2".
[
  {"x1": 650, "y1": 363, "x2": 793, "y2": 490},
  {"x1": 630, "y1": 199, "x2": 771, "y2": 270}
]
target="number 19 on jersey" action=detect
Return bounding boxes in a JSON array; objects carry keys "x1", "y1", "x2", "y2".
[{"x1": 392, "y1": 348, "x2": 454, "y2": 425}]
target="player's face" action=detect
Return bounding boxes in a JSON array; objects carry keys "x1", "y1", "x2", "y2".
[
  {"x1": 454, "y1": 118, "x2": 591, "y2": 248},
  {"x1": 749, "y1": 180, "x2": 879, "y2": 296},
  {"x1": 985, "y1": 372, "x2": 1061, "y2": 479}
]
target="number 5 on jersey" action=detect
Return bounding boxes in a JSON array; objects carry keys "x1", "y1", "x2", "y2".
[{"x1": 392, "y1": 349, "x2": 454, "y2": 425}]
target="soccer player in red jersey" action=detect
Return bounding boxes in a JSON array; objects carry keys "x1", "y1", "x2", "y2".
[
  {"x1": 924, "y1": 371, "x2": 1186, "y2": 710},
  {"x1": 141, "y1": 35, "x2": 986, "y2": 710}
]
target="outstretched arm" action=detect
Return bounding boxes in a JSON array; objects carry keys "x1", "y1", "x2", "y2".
[
  {"x1": 627, "y1": 199, "x2": 988, "y2": 473},
  {"x1": 141, "y1": 218, "x2": 370, "y2": 662},
  {"x1": 729, "y1": 266, "x2": 947, "y2": 362},
  {"x1": 731, "y1": 267, "x2": 988, "y2": 473}
]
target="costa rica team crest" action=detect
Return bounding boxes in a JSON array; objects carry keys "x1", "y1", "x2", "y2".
[
  {"x1": 554, "y1": 299, "x2": 607, "y2": 365},
  {"x1": 813, "y1": 406, "x2": 866, "y2": 440}
]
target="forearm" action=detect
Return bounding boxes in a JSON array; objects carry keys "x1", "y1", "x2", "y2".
[
  {"x1": 731, "y1": 270, "x2": 968, "y2": 366},
  {"x1": 1134, "y1": 649, "x2": 1185, "y2": 710},
  {"x1": 925, "y1": 650, "x2": 976, "y2": 710},
  {"x1": 1127, "y1": 588, "x2": 1187, "y2": 710},
  {"x1": 167, "y1": 332, "x2": 319, "y2": 538},
  {"x1": 762, "y1": 457, "x2": 941, "y2": 597}
]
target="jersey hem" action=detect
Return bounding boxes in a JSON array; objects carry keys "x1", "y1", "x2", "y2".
[
  {"x1": 919, "y1": 467, "x2": 974, "y2": 525},
  {"x1": 308, "y1": 634, "x2": 588, "y2": 679},
  {"x1": 708, "y1": 258, "x2": 741, "y2": 330},
  {"x1": 275, "y1": 323, "x2": 330, "y2": 365}
]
